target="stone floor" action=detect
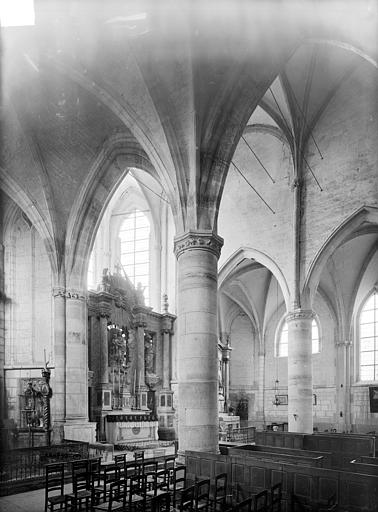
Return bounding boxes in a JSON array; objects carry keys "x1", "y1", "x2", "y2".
[
  {"x1": 0, "y1": 445, "x2": 176, "y2": 511},
  {"x1": 0, "y1": 487, "x2": 47, "y2": 512}
]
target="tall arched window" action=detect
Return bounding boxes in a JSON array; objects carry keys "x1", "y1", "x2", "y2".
[
  {"x1": 119, "y1": 209, "x2": 150, "y2": 304},
  {"x1": 276, "y1": 317, "x2": 320, "y2": 357},
  {"x1": 359, "y1": 290, "x2": 377, "y2": 381}
]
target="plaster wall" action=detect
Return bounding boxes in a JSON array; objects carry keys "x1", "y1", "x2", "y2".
[
  {"x1": 4, "y1": 212, "x2": 53, "y2": 425},
  {"x1": 219, "y1": 133, "x2": 294, "y2": 292},
  {"x1": 302, "y1": 63, "x2": 378, "y2": 286}
]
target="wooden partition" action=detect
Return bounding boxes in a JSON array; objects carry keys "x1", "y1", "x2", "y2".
[
  {"x1": 253, "y1": 431, "x2": 376, "y2": 469},
  {"x1": 254, "y1": 431, "x2": 306, "y2": 449},
  {"x1": 308, "y1": 433, "x2": 376, "y2": 455},
  {"x1": 185, "y1": 450, "x2": 378, "y2": 512},
  {"x1": 228, "y1": 444, "x2": 333, "y2": 468}
]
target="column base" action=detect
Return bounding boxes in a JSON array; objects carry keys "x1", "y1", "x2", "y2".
[
  {"x1": 51, "y1": 421, "x2": 65, "y2": 444},
  {"x1": 64, "y1": 420, "x2": 97, "y2": 443}
]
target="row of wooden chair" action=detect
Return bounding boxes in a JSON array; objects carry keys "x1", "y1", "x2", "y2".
[
  {"x1": 228, "y1": 482, "x2": 282, "y2": 512},
  {"x1": 45, "y1": 452, "x2": 180, "y2": 512},
  {"x1": 171, "y1": 472, "x2": 228, "y2": 512}
]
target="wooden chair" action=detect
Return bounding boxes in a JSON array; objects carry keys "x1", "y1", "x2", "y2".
[
  {"x1": 69, "y1": 472, "x2": 92, "y2": 511},
  {"x1": 45, "y1": 462, "x2": 68, "y2": 512},
  {"x1": 270, "y1": 482, "x2": 282, "y2": 512},
  {"x1": 209, "y1": 473, "x2": 227, "y2": 512},
  {"x1": 92, "y1": 479, "x2": 127, "y2": 512},
  {"x1": 175, "y1": 485, "x2": 195, "y2": 512},
  {"x1": 113, "y1": 454, "x2": 126, "y2": 480},
  {"x1": 169, "y1": 465, "x2": 187, "y2": 507},
  {"x1": 146, "y1": 468, "x2": 170, "y2": 499},
  {"x1": 164, "y1": 455, "x2": 176, "y2": 475},
  {"x1": 253, "y1": 490, "x2": 268, "y2": 512},
  {"x1": 143, "y1": 459, "x2": 158, "y2": 490},
  {"x1": 151, "y1": 491, "x2": 171, "y2": 512},
  {"x1": 88, "y1": 458, "x2": 103, "y2": 504},
  {"x1": 194, "y1": 478, "x2": 210, "y2": 512},
  {"x1": 133, "y1": 450, "x2": 144, "y2": 466},
  {"x1": 95, "y1": 465, "x2": 120, "y2": 504},
  {"x1": 125, "y1": 473, "x2": 147, "y2": 511},
  {"x1": 232, "y1": 496, "x2": 253, "y2": 512}
]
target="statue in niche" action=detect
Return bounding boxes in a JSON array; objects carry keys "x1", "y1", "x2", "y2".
[
  {"x1": 144, "y1": 333, "x2": 154, "y2": 373},
  {"x1": 22, "y1": 379, "x2": 44, "y2": 428},
  {"x1": 100, "y1": 268, "x2": 111, "y2": 292},
  {"x1": 144, "y1": 332, "x2": 161, "y2": 390},
  {"x1": 136, "y1": 282, "x2": 145, "y2": 305}
]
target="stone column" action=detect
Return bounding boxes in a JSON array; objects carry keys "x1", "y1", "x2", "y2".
[
  {"x1": 174, "y1": 230, "x2": 223, "y2": 453},
  {"x1": 0, "y1": 243, "x2": 5, "y2": 428},
  {"x1": 287, "y1": 309, "x2": 313, "y2": 433},
  {"x1": 335, "y1": 339, "x2": 352, "y2": 432},
  {"x1": 63, "y1": 289, "x2": 95, "y2": 442},
  {"x1": 52, "y1": 287, "x2": 66, "y2": 442},
  {"x1": 134, "y1": 309, "x2": 147, "y2": 389},
  {"x1": 255, "y1": 351, "x2": 266, "y2": 429},
  {"x1": 221, "y1": 337, "x2": 232, "y2": 412},
  {"x1": 65, "y1": 289, "x2": 88, "y2": 420},
  {"x1": 162, "y1": 320, "x2": 173, "y2": 390}
]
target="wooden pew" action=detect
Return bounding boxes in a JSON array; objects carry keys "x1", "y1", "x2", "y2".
[
  {"x1": 304, "y1": 433, "x2": 376, "y2": 468},
  {"x1": 227, "y1": 444, "x2": 331, "y2": 468},
  {"x1": 185, "y1": 449, "x2": 378, "y2": 512},
  {"x1": 349, "y1": 459, "x2": 378, "y2": 476}
]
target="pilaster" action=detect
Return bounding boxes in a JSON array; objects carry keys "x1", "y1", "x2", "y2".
[{"x1": 335, "y1": 339, "x2": 352, "y2": 432}]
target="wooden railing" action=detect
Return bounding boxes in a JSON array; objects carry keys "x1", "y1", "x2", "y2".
[{"x1": 219, "y1": 426, "x2": 256, "y2": 443}]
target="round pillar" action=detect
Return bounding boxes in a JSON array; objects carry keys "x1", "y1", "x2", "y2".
[
  {"x1": 287, "y1": 309, "x2": 313, "y2": 433},
  {"x1": 174, "y1": 230, "x2": 223, "y2": 453},
  {"x1": 65, "y1": 289, "x2": 88, "y2": 421},
  {"x1": 52, "y1": 287, "x2": 66, "y2": 440}
]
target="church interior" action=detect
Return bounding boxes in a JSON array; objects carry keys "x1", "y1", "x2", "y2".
[{"x1": 0, "y1": 1, "x2": 377, "y2": 510}]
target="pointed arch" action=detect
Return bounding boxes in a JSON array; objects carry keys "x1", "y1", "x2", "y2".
[
  {"x1": 304, "y1": 206, "x2": 378, "y2": 307},
  {"x1": 219, "y1": 247, "x2": 290, "y2": 311},
  {"x1": 0, "y1": 168, "x2": 58, "y2": 279},
  {"x1": 65, "y1": 134, "x2": 166, "y2": 289}
]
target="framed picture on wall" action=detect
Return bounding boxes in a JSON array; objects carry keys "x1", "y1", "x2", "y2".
[
  {"x1": 276, "y1": 394, "x2": 288, "y2": 405},
  {"x1": 369, "y1": 387, "x2": 378, "y2": 413},
  {"x1": 102, "y1": 390, "x2": 112, "y2": 410}
]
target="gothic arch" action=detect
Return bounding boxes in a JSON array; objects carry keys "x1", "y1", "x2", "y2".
[
  {"x1": 0, "y1": 169, "x2": 58, "y2": 278},
  {"x1": 65, "y1": 134, "x2": 169, "y2": 289},
  {"x1": 306, "y1": 39, "x2": 378, "y2": 70},
  {"x1": 219, "y1": 247, "x2": 290, "y2": 311},
  {"x1": 304, "y1": 206, "x2": 378, "y2": 308}
]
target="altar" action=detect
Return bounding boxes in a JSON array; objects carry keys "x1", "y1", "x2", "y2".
[{"x1": 105, "y1": 410, "x2": 158, "y2": 447}]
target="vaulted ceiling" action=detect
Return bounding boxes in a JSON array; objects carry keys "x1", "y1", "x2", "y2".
[{"x1": 1, "y1": 0, "x2": 377, "y2": 274}]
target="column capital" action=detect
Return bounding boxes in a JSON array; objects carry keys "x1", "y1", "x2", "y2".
[
  {"x1": 52, "y1": 286, "x2": 87, "y2": 301},
  {"x1": 336, "y1": 339, "x2": 352, "y2": 348},
  {"x1": 53, "y1": 286, "x2": 66, "y2": 298},
  {"x1": 286, "y1": 309, "x2": 314, "y2": 323},
  {"x1": 174, "y1": 230, "x2": 224, "y2": 260}
]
